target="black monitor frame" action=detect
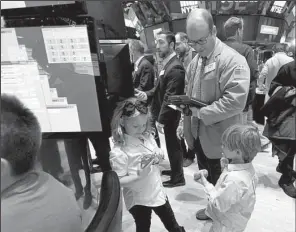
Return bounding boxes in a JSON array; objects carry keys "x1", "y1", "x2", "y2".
[
  {"x1": 1, "y1": 1, "x2": 87, "y2": 19},
  {"x1": 2, "y1": 16, "x2": 110, "y2": 139}
]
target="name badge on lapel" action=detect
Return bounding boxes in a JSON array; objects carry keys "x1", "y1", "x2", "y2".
[
  {"x1": 159, "y1": 70, "x2": 165, "y2": 76},
  {"x1": 204, "y1": 62, "x2": 216, "y2": 74}
]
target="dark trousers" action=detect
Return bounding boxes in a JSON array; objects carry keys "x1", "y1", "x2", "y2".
[
  {"x1": 129, "y1": 200, "x2": 182, "y2": 232},
  {"x1": 64, "y1": 138, "x2": 91, "y2": 194},
  {"x1": 164, "y1": 120, "x2": 184, "y2": 181},
  {"x1": 39, "y1": 139, "x2": 63, "y2": 180},
  {"x1": 151, "y1": 118, "x2": 161, "y2": 148},
  {"x1": 181, "y1": 138, "x2": 196, "y2": 160},
  {"x1": 276, "y1": 140, "x2": 296, "y2": 185},
  {"x1": 65, "y1": 135, "x2": 112, "y2": 193},
  {"x1": 194, "y1": 138, "x2": 221, "y2": 185},
  {"x1": 88, "y1": 134, "x2": 112, "y2": 172}
]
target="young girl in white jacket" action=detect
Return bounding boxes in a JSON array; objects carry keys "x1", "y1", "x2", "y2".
[{"x1": 109, "y1": 97, "x2": 185, "y2": 232}]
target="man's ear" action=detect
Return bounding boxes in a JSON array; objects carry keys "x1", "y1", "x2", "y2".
[
  {"x1": 169, "y1": 41, "x2": 175, "y2": 51},
  {"x1": 212, "y1": 25, "x2": 217, "y2": 36}
]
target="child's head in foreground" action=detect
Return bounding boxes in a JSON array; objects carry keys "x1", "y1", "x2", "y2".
[
  {"x1": 221, "y1": 124, "x2": 261, "y2": 164},
  {"x1": 1, "y1": 94, "x2": 41, "y2": 191},
  {"x1": 111, "y1": 97, "x2": 153, "y2": 145}
]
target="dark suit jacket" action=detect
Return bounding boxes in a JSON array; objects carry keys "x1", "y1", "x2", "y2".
[
  {"x1": 224, "y1": 37, "x2": 259, "y2": 110},
  {"x1": 133, "y1": 57, "x2": 155, "y2": 92},
  {"x1": 146, "y1": 55, "x2": 185, "y2": 125}
]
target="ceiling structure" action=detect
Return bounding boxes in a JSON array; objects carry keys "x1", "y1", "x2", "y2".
[{"x1": 123, "y1": 1, "x2": 295, "y2": 44}]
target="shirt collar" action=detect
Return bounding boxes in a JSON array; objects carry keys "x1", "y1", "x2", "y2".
[
  {"x1": 226, "y1": 36, "x2": 237, "y2": 41},
  {"x1": 162, "y1": 51, "x2": 176, "y2": 68},
  {"x1": 227, "y1": 163, "x2": 254, "y2": 172},
  {"x1": 275, "y1": 52, "x2": 287, "y2": 56},
  {"x1": 134, "y1": 55, "x2": 145, "y2": 69}
]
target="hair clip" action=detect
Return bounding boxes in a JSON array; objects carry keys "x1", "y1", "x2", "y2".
[{"x1": 122, "y1": 100, "x2": 148, "y2": 117}]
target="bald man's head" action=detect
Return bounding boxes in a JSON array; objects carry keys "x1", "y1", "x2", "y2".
[
  {"x1": 186, "y1": 9, "x2": 216, "y2": 57},
  {"x1": 187, "y1": 9, "x2": 214, "y2": 32}
]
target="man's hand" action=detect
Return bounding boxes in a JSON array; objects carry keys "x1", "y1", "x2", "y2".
[
  {"x1": 156, "y1": 121, "x2": 164, "y2": 134},
  {"x1": 189, "y1": 107, "x2": 200, "y2": 118},
  {"x1": 135, "y1": 89, "x2": 148, "y2": 101},
  {"x1": 152, "y1": 147, "x2": 164, "y2": 164},
  {"x1": 177, "y1": 125, "x2": 184, "y2": 140}
]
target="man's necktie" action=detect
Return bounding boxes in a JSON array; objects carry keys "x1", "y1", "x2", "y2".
[{"x1": 192, "y1": 57, "x2": 207, "y2": 139}]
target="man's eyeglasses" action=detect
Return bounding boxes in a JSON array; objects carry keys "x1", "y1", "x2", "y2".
[{"x1": 188, "y1": 31, "x2": 212, "y2": 46}]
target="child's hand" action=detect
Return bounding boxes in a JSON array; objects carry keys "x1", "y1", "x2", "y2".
[
  {"x1": 137, "y1": 159, "x2": 153, "y2": 177},
  {"x1": 193, "y1": 169, "x2": 208, "y2": 186},
  {"x1": 153, "y1": 147, "x2": 164, "y2": 163},
  {"x1": 220, "y1": 157, "x2": 229, "y2": 171}
]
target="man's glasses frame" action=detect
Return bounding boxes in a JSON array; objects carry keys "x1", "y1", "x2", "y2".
[{"x1": 188, "y1": 31, "x2": 212, "y2": 46}]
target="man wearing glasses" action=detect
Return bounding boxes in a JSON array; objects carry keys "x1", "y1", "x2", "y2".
[{"x1": 182, "y1": 9, "x2": 250, "y2": 220}]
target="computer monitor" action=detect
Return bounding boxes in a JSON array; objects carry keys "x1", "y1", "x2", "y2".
[
  {"x1": 100, "y1": 43, "x2": 134, "y2": 99},
  {"x1": 1, "y1": 17, "x2": 105, "y2": 135},
  {"x1": 1, "y1": 1, "x2": 87, "y2": 18}
]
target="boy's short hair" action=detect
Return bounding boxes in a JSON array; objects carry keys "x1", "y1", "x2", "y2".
[
  {"x1": 1, "y1": 94, "x2": 42, "y2": 175},
  {"x1": 221, "y1": 124, "x2": 261, "y2": 163}
]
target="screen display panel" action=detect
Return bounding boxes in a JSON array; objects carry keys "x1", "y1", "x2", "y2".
[
  {"x1": 1, "y1": 1, "x2": 75, "y2": 9},
  {"x1": 1, "y1": 25, "x2": 102, "y2": 133}
]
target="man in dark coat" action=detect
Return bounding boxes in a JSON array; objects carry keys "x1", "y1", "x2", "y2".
[
  {"x1": 262, "y1": 60, "x2": 296, "y2": 198},
  {"x1": 135, "y1": 31, "x2": 186, "y2": 188},
  {"x1": 223, "y1": 17, "x2": 259, "y2": 124},
  {"x1": 131, "y1": 40, "x2": 155, "y2": 92}
]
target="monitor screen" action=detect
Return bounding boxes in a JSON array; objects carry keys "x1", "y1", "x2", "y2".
[
  {"x1": 1, "y1": 1, "x2": 75, "y2": 9},
  {"x1": 100, "y1": 43, "x2": 134, "y2": 98},
  {"x1": 1, "y1": 25, "x2": 103, "y2": 133},
  {"x1": 256, "y1": 16, "x2": 286, "y2": 43},
  {"x1": 1, "y1": 1, "x2": 86, "y2": 18}
]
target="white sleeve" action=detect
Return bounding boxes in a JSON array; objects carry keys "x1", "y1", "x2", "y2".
[
  {"x1": 109, "y1": 146, "x2": 128, "y2": 177},
  {"x1": 205, "y1": 178, "x2": 241, "y2": 213}
]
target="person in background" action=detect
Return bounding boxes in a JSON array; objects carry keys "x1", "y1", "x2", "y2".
[
  {"x1": 175, "y1": 32, "x2": 198, "y2": 167},
  {"x1": 175, "y1": 32, "x2": 198, "y2": 72},
  {"x1": 1, "y1": 94, "x2": 82, "y2": 232},
  {"x1": 135, "y1": 31, "x2": 186, "y2": 188},
  {"x1": 262, "y1": 60, "x2": 296, "y2": 198},
  {"x1": 194, "y1": 124, "x2": 261, "y2": 232},
  {"x1": 184, "y1": 9, "x2": 250, "y2": 220},
  {"x1": 223, "y1": 17, "x2": 259, "y2": 124},
  {"x1": 109, "y1": 98, "x2": 185, "y2": 232},
  {"x1": 131, "y1": 40, "x2": 155, "y2": 93},
  {"x1": 258, "y1": 43, "x2": 294, "y2": 103}
]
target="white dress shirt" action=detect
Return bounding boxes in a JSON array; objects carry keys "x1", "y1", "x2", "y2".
[
  {"x1": 204, "y1": 163, "x2": 258, "y2": 232},
  {"x1": 109, "y1": 133, "x2": 167, "y2": 211}
]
